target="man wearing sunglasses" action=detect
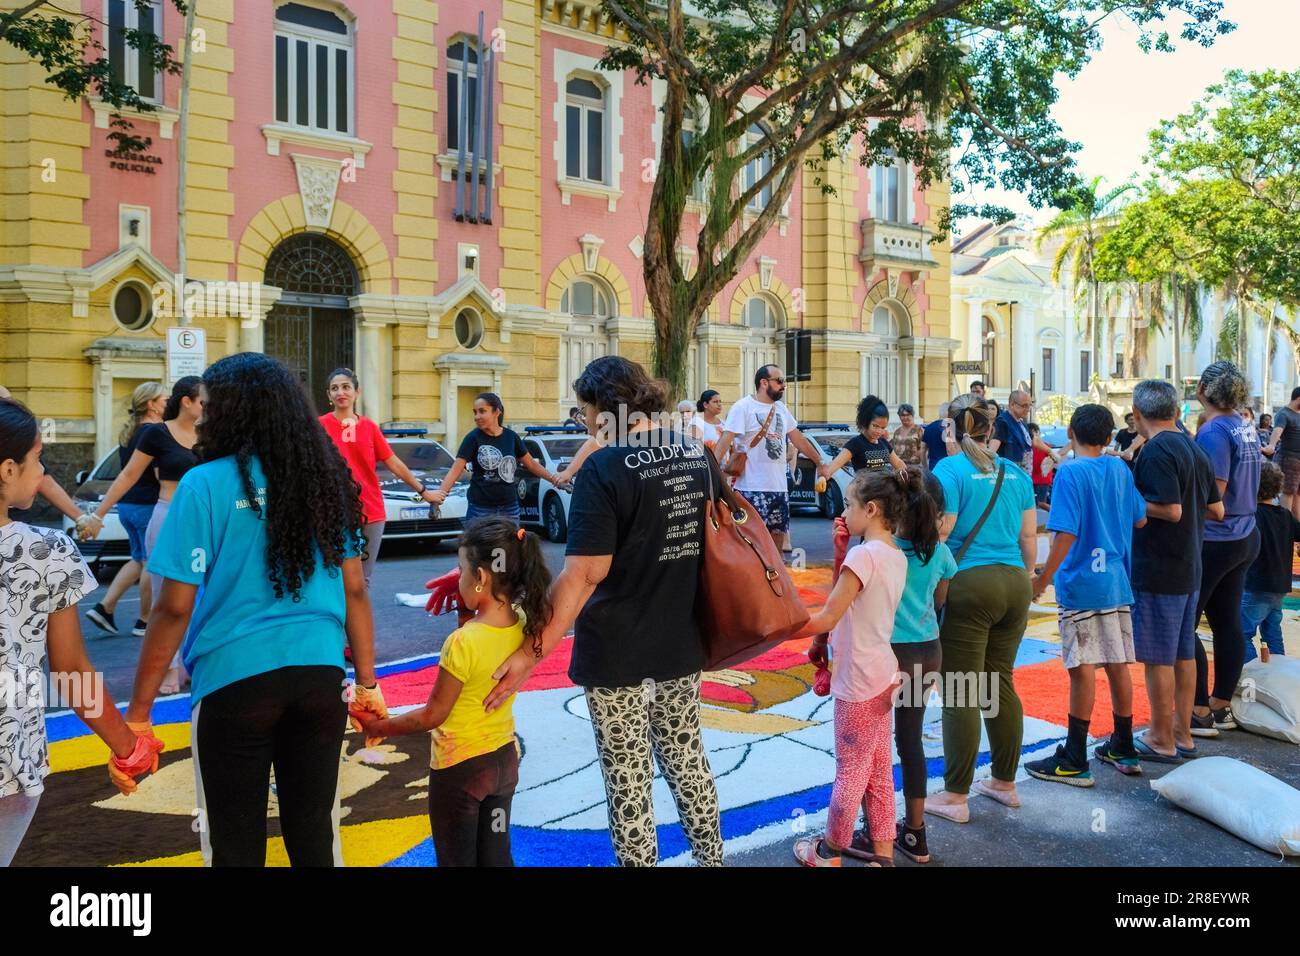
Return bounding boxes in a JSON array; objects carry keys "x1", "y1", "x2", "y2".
[{"x1": 718, "y1": 365, "x2": 830, "y2": 553}]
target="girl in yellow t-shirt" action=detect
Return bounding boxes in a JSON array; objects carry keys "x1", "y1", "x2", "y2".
[{"x1": 350, "y1": 516, "x2": 552, "y2": 866}]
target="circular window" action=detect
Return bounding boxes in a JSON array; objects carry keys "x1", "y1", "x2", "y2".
[
  {"x1": 111, "y1": 281, "x2": 154, "y2": 331},
  {"x1": 454, "y1": 307, "x2": 484, "y2": 349}
]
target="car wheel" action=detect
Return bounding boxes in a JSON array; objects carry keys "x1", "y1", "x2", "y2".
[
  {"x1": 819, "y1": 480, "x2": 844, "y2": 520},
  {"x1": 543, "y1": 493, "x2": 568, "y2": 543}
]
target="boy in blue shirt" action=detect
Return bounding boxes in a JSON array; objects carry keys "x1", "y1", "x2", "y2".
[{"x1": 1027, "y1": 405, "x2": 1148, "y2": 786}]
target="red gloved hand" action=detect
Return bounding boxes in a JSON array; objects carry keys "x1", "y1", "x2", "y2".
[
  {"x1": 424, "y1": 568, "x2": 462, "y2": 615},
  {"x1": 832, "y1": 515, "x2": 850, "y2": 579},
  {"x1": 813, "y1": 665, "x2": 832, "y2": 697},
  {"x1": 108, "y1": 732, "x2": 166, "y2": 796}
]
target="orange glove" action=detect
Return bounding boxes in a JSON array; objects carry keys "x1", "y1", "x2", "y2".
[
  {"x1": 108, "y1": 731, "x2": 165, "y2": 796},
  {"x1": 832, "y1": 515, "x2": 850, "y2": 580},
  {"x1": 349, "y1": 682, "x2": 389, "y2": 747}
]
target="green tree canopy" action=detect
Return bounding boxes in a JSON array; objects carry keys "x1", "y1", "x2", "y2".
[{"x1": 598, "y1": 0, "x2": 1233, "y2": 395}]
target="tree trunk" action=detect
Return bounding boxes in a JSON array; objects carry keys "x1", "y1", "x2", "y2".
[
  {"x1": 1171, "y1": 279, "x2": 1181, "y2": 386},
  {"x1": 1262, "y1": 303, "x2": 1277, "y2": 412}
]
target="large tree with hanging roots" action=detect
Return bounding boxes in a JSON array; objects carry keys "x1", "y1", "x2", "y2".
[{"x1": 595, "y1": 0, "x2": 1232, "y2": 398}]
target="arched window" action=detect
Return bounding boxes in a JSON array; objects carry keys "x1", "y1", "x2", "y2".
[
  {"x1": 741, "y1": 294, "x2": 783, "y2": 389},
  {"x1": 565, "y1": 75, "x2": 606, "y2": 183},
  {"x1": 864, "y1": 302, "x2": 905, "y2": 406},
  {"x1": 274, "y1": 2, "x2": 354, "y2": 135},
  {"x1": 982, "y1": 316, "x2": 997, "y2": 386},
  {"x1": 744, "y1": 295, "x2": 778, "y2": 329},
  {"x1": 742, "y1": 123, "x2": 773, "y2": 212},
  {"x1": 871, "y1": 304, "x2": 899, "y2": 337},
  {"x1": 446, "y1": 37, "x2": 478, "y2": 152},
  {"x1": 263, "y1": 234, "x2": 360, "y2": 412},
  {"x1": 1039, "y1": 331, "x2": 1062, "y2": 393},
  {"x1": 561, "y1": 276, "x2": 613, "y2": 318}
]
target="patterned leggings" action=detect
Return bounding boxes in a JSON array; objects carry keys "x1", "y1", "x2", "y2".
[
  {"x1": 828, "y1": 689, "x2": 896, "y2": 849},
  {"x1": 584, "y1": 672, "x2": 724, "y2": 867}
]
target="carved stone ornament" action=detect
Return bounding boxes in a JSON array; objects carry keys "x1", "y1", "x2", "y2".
[{"x1": 291, "y1": 154, "x2": 344, "y2": 229}]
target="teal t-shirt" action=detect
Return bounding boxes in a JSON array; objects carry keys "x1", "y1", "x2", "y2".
[
  {"x1": 147, "y1": 455, "x2": 352, "y2": 703},
  {"x1": 891, "y1": 538, "x2": 958, "y2": 644},
  {"x1": 932, "y1": 454, "x2": 1036, "y2": 572}
]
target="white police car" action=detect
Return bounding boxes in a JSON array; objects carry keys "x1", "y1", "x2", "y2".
[
  {"x1": 516, "y1": 425, "x2": 588, "y2": 542},
  {"x1": 790, "y1": 423, "x2": 857, "y2": 519},
  {"x1": 63, "y1": 428, "x2": 469, "y2": 566}
]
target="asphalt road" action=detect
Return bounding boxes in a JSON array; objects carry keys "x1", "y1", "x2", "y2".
[{"x1": 75, "y1": 513, "x2": 837, "y2": 702}]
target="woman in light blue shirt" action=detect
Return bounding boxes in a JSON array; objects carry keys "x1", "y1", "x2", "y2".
[
  {"x1": 125, "y1": 353, "x2": 389, "y2": 867},
  {"x1": 927, "y1": 394, "x2": 1038, "y2": 824}
]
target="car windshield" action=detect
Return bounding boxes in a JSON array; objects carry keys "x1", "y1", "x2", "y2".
[
  {"x1": 816, "y1": 436, "x2": 849, "y2": 456},
  {"x1": 541, "y1": 438, "x2": 589, "y2": 462},
  {"x1": 377, "y1": 441, "x2": 455, "y2": 477}
]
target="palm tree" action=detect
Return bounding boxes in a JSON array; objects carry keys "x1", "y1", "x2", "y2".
[{"x1": 1038, "y1": 177, "x2": 1135, "y2": 382}]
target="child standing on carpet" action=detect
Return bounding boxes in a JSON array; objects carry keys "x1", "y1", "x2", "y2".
[
  {"x1": 1028, "y1": 404, "x2": 1148, "y2": 786},
  {"x1": 351, "y1": 516, "x2": 551, "y2": 866},
  {"x1": 880, "y1": 472, "x2": 954, "y2": 863},
  {"x1": 1240, "y1": 462, "x2": 1298, "y2": 663},
  {"x1": 0, "y1": 398, "x2": 164, "y2": 866},
  {"x1": 792, "y1": 470, "x2": 910, "y2": 867}
]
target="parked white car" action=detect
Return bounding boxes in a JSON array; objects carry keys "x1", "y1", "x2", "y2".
[
  {"x1": 791, "y1": 424, "x2": 857, "y2": 519},
  {"x1": 62, "y1": 429, "x2": 469, "y2": 566},
  {"x1": 516, "y1": 425, "x2": 588, "y2": 542}
]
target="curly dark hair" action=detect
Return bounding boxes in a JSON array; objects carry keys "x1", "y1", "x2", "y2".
[
  {"x1": 856, "y1": 394, "x2": 889, "y2": 433},
  {"x1": 195, "y1": 352, "x2": 366, "y2": 601},
  {"x1": 459, "y1": 516, "x2": 554, "y2": 658},
  {"x1": 574, "y1": 356, "x2": 668, "y2": 418}
]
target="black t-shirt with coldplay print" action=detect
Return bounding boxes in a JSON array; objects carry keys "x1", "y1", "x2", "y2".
[{"x1": 565, "y1": 429, "x2": 711, "y2": 687}]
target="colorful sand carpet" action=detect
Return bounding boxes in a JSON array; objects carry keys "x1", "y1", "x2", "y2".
[{"x1": 18, "y1": 567, "x2": 1297, "y2": 867}]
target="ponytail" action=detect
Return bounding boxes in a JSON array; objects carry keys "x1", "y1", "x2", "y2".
[
  {"x1": 949, "y1": 395, "x2": 996, "y2": 474},
  {"x1": 458, "y1": 516, "x2": 554, "y2": 658},
  {"x1": 164, "y1": 376, "x2": 202, "y2": 421},
  {"x1": 894, "y1": 469, "x2": 943, "y2": 564}
]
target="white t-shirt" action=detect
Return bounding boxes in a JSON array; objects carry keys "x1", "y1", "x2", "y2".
[
  {"x1": 830, "y1": 540, "x2": 907, "y2": 702},
  {"x1": 722, "y1": 395, "x2": 798, "y2": 493},
  {"x1": 0, "y1": 522, "x2": 96, "y2": 797},
  {"x1": 690, "y1": 419, "x2": 722, "y2": 445}
]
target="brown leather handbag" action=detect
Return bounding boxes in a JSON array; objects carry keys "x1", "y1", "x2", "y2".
[
  {"x1": 723, "y1": 403, "x2": 777, "y2": 479},
  {"x1": 696, "y1": 447, "x2": 811, "y2": 670}
]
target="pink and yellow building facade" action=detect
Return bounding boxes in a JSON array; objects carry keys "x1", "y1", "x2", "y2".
[{"x1": 0, "y1": 0, "x2": 957, "y2": 480}]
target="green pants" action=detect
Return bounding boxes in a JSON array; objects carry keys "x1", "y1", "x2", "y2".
[{"x1": 938, "y1": 563, "x2": 1032, "y2": 794}]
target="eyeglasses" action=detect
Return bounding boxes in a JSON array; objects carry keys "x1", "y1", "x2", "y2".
[{"x1": 766, "y1": 377, "x2": 786, "y2": 385}]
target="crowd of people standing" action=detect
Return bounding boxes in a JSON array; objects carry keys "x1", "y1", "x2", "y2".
[{"x1": 0, "y1": 354, "x2": 1292, "y2": 869}]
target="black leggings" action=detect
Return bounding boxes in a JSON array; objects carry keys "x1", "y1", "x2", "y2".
[
  {"x1": 893, "y1": 639, "x2": 942, "y2": 801},
  {"x1": 1194, "y1": 530, "x2": 1260, "y2": 707},
  {"x1": 194, "y1": 665, "x2": 346, "y2": 867},
  {"x1": 428, "y1": 741, "x2": 519, "y2": 866}
]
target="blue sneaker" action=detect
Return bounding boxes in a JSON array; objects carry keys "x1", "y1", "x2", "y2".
[
  {"x1": 1025, "y1": 745, "x2": 1094, "y2": 788},
  {"x1": 1095, "y1": 738, "x2": 1142, "y2": 776}
]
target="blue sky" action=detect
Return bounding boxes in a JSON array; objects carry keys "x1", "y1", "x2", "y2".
[{"x1": 956, "y1": 0, "x2": 1300, "y2": 235}]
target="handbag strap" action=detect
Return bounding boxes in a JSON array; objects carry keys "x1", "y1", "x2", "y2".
[
  {"x1": 704, "y1": 441, "x2": 744, "y2": 518},
  {"x1": 953, "y1": 462, "x2": 1006, "y2": 565},
  {"x1": 747, "y1": 403, "x2": 777, "y2": 449}
]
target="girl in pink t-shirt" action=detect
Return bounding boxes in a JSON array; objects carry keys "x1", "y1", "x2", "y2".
[{"x1": 792, "y1": 469, "x2": 914, "y2": 867}]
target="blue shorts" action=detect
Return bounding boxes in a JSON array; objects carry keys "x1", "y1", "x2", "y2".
[
  {"x1": 465, "y1": 500, "x2": 521, "y2": 525},
  {"x1": 740, "y1": 490, "x2": 790, "y2": 536},
  {"x1": 1131, "y1": 590, "x2": 1200, "y2": 665},
  {"x1": 115, "y1": 502, "x2": 156, "y2": 562}
]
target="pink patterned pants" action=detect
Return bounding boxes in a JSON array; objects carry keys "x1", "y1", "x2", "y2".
[{"x1": 827, "y1": 687, "x2": 896, "y2": 848}]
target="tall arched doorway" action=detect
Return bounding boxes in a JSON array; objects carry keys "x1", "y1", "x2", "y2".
[{"x1": 264, "y1": 234, "x2": 359, "y2": 412}]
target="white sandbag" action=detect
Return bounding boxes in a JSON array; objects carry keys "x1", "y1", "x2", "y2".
[
  {"x1": 1234, "y1": 697, "x2": 1300, "y2": 745},
  {"x1": 1236, "y1": 657, "x2": 1300, "y2": 727},
  {"x1": 1150, "y1": 756, "x2": 1300, "y2": 856}
]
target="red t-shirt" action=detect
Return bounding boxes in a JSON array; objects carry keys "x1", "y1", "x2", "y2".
[
  {"x1": 319, "y1": 413, "x2": 394, "y2": 523},
  {"x1": 1031, "y1": 446, "x2": 1054, "y2": 487}
]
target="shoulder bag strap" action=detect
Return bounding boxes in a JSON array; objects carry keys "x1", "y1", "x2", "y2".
[
  {"x1": 953, "y1": 462, "x2": 1006, "y2": 565},
  {"x1": 748, "y1": 403, "x2": 777, "y2": 449}
]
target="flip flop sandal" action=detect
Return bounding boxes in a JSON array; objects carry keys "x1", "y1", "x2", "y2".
[
  {"x1": 1176, "y1": 743, "x2": 1199, "y2": 759},
  {"x1": 1133, "y1": 735, "x2": 1183, "y2": 764},
  {"x1": 972, "y1": 778, "x2": 1020, "y2": 808},
  {"x1": 793, "y1": 837, "x2": 842, "y2": 868},
  {"x1": 924, "y1": 800, "x2": 970, "y2": 824}
]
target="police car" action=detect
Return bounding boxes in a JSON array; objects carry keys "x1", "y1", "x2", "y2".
[
  {"x1": 516, "y1": 425, "x2": 589, "y2": 542},
  {"x1": 63, "y1": 427, "x2": 469, "y2": 566},
  {"x1": 789, "y1": 423, "x2": 856, "y2": 519}
]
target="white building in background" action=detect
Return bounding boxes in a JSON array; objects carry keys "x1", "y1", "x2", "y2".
[{"x1": 951, "y1": 221, "x2": 1299, "y2": 415}]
